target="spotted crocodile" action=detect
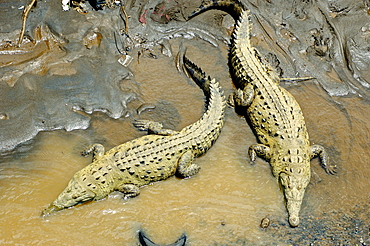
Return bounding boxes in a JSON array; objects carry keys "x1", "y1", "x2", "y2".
[
  {"x1": 41, "y1": 56, "x2": 226, "y2": 216},
  {"x1": 188, "y1": 0, "x2": 336, "y2": 227}
]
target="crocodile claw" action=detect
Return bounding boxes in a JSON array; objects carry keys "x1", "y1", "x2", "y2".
[
  {"x1": 325, "y1": 164, "x2": 337, "y2": 175},
  {"x1": 133, "y1": 120, "x2": 164, "y2": 132},
  {"x1": 133, "y1": 120, "x2": 152, "y2": 131}
]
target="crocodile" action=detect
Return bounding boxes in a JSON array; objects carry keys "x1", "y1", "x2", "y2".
[
  {"x1": 188, "y1": 0, "x2": 336, "y2": 227},
  {"x1": 41, "y1": 56, "x2": 226, "y2": 216},
  {"x1": 138, "y1": 231, "x2": 187, "y2": 246}
]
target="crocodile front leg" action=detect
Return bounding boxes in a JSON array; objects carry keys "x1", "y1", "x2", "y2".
[
  {"x1": 176, "y1": 150, "x2": 200, "y2": 178},
  {"x1": 310, "y1": 144, "x2": 337, "y2": 174},
  {"x1": 248, "y1": 144, "x2": 271, "y2": 163},
  {"x1": 133, "y1": 120, "x2": 178, "y2": 135},
  {"x1": 227, "y1": 84, "x2": 255, "y2": 108},
  {"x1": 81, "y1": 143, "x2": 105, "y2": 161},
  {"x1": 116, "y1": 184, "x2": 140, "y2": 198}
]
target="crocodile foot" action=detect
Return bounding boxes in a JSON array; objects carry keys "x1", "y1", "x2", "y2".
[{"x1": 133, "y1": 119, "x2": 178, "y2": 135}]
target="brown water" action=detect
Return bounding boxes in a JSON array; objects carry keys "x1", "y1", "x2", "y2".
[{"x1": 1, "y1": 0, "x2": 370, "y2": 245}]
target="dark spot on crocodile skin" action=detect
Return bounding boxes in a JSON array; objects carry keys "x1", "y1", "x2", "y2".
[
  {"x1": 158, "y1": 158, "x2": 162, "y2": 162},
  {"x1": 144, "y1": 175, "x2": 149, "y2": 178},
  {"x1": 98, "y1": 167, "x2": 102, "y2": 171},
  {"x1": 146, "y1": 170, "x2": 151, "y2": 174},
  {"x1": 135, "y1": 163, "x2": 140, "y2": 167},
  {"x1": 157, "y1": 167, "x2": 162, "y2": 170},
  {"x1": 261, "y1": 124, "x2": 265, "y2": 129},
  {"x1": 268, "y1": 129, "x2": 272, "y2": 134},
  {"x1": 101, "y1": 181, "x2": 106, "y2": 184},
  {"x1": 150, "y1": 176, "x2": 155, "y2": 179},
  {"x1": 275, "y1": 122, "x2": 279, "y2": 126},
  {"x1": 120, "y1": 168, "x2": 126, "y2": 172},
  {"x1": 95, "y1": 176, "x2": 100, "y2": 180},
  {"x1": 140, "y1": 161, "x2": 145, "y2": 165},
  {"x1": 274, "y1": 133, "x2": 279, "y2": 137},
  {"x1": 288, "y1": 149, "x2": 291, "y2": 154},
  {"x1": 82, "y1": 177, "x2": 86, "y2": 181},
  {"x1": 129, "y1": 170, "x2": 135, "y2": 175},
  {"x1": 257, "y1": 111, "x2": 262, "y2": 115},
  {"x1": 160, "y1": 172, "x2": 164, "y2": 176},
  {"x1": 255, "y1": 117, "x2": 259, "y2": 121},
  {"x1": 92, "y1": 171, "x2": 97, "y2": 175},
  {"x1": 281, "y1": 135, "x2": 285, "y2": 139},
  {"x1": 262, "y1": 118, "x2": 266, "y2": 122},
  {"x1": 257, "y1": 91, "x2": 262, "y2": 95}
]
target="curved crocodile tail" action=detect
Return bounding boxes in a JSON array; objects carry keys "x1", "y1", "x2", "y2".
[
  {"x1": 187, "y1": 0, "x2": 246, "y2": 21},
  {"x1": 183, "y1": 54, "x2": 226, "y2": 111},
  {"x1": 183, "y1": 55, "x2": 212, "y2": 99}
]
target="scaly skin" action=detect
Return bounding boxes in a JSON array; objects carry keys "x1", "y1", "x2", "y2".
[
  {"x1": 41, "y1": 56, "x2": 226, "y2": 216},
  {"x1": 189, "y1": 0, "x2": 336, "y2": 227}
]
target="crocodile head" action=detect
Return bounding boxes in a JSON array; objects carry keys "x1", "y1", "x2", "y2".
[
  {"x1": 279, "y1": 166, "x2": 310, "y2": 227},
  {"x1": 41, "y1": 175, "x2": 96, "y2": 217}
]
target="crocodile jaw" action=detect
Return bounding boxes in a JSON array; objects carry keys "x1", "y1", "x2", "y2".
[
  {"x1": 286, "y1": 198, "x2": 302, "y2": 227},
  {"x1": 279, "y1": 170, "x2": 310, "y2": 227},
  {"x1": 42, "y1": 176, "x2": 95, "y2": 217}
]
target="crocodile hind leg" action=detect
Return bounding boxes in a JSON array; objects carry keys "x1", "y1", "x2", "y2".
[
  {"x1": 81, "y1": 143, "x2": 105, "y2": 161},
  {"x1": 310, "y1": 144, "x2": 337, "y2": 174},
  {"x1": 133, "y1": 120, "x2": 178, "y2": 135},
  {"x1": 116, "y1": 184, "x2": 140, "y2": 198},
  {"x1": 176, "y1": 150, "x2": 200, "y2": 178},
  {"x1": 227, "y1": 84, "x2": 255, "y2": 108},
  {"x1": 248, "y1": 144, "x2": 271, "y2": 164}
]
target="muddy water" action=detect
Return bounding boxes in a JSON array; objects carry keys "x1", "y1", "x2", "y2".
[{"x1": 1, "y1": 0, "x2": 370, "y2": 245}]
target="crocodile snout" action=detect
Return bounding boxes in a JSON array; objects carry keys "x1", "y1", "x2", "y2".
[
  {"x1": 41, "y1": 204, "x2": 62, "y2": 217},
  {"x1": 289, "y1": 215, "x2": 299, "y2": 227}
]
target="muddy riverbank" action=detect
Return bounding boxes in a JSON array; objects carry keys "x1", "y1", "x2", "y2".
[{"x1": 0, "y1": 0, "x2": 369, "y2": 245}]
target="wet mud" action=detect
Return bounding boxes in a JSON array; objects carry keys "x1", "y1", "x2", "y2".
[{"x1": 0, "y1": 0, "x2": 369, "y2": 245}]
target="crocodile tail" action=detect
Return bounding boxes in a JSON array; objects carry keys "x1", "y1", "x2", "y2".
[
  {"x1": 183, "y1": 55, "x2": 212, "y2": 99},
  {"x1": 187, "y1": 0, "x2": 247, "y2": 21}
]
